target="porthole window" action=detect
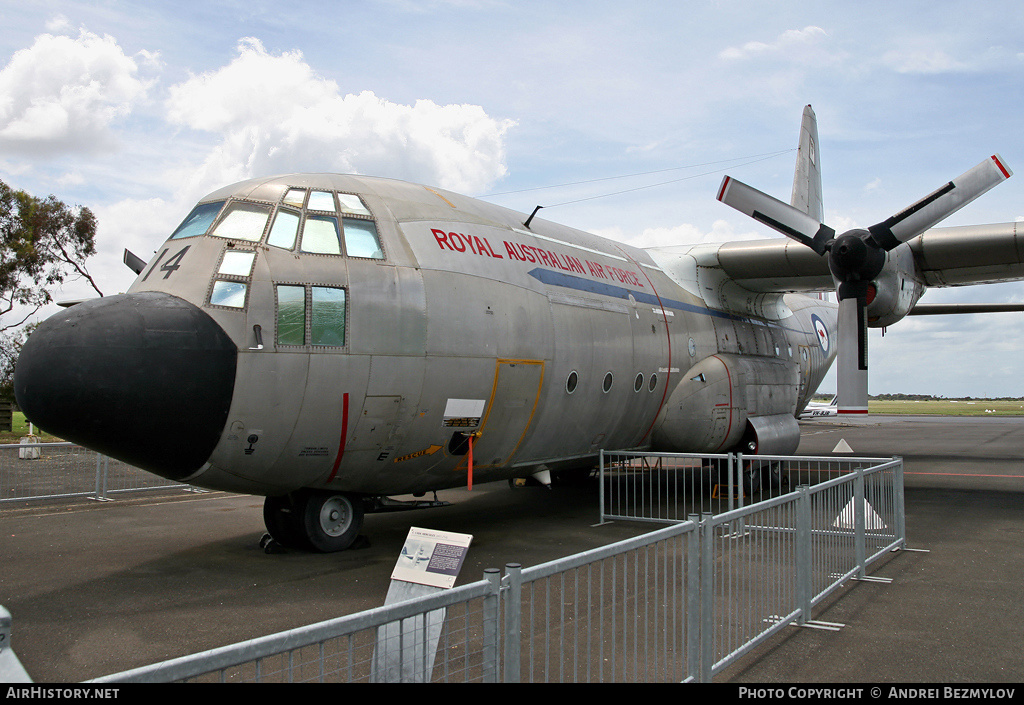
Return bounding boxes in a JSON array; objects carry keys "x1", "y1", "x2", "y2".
[
  {"x1": 566, "y1": 370, "x2": 578, "y2": 394},
  {"x1": 603, "y1": 372, "x2": 614, "y2": 393},
  {"x1": 649, "y1": 373, "x2": 658, "y2": 392},
  {"x1": 634, "y1": 372, "x2": 644, "y2": 392}
]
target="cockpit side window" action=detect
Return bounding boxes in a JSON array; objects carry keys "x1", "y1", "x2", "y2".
[
  {"x1": 274, "y1": 284, "x2": 347, "y2": 348},
  {"x1": 170, "y1": 201, "x2": 225, "y2": 239},
  {"x1": 209, "y1": 280, "x2": 248, "y2": 308},
  {"x1": 342, "y1": 218, "x2": 384, "y2": 259},
  {"x1": 311, "y1": 287, "x2": 346, "y2": 346},
  {"x1": 276, "y1": 285, "x2": 306, "y2": 346}
]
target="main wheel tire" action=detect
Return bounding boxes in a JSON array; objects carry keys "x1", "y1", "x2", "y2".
[
  {"x1": 263, "y1": 494, "x2": 311, "y2": 550},
  {"x1": 302, "y1": 491, "x2": 364, "y2": 553}
]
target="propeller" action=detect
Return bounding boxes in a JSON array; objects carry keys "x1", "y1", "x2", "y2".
[{"x1": 718, "y1": 154, "x2": 1012, "y2": 414}]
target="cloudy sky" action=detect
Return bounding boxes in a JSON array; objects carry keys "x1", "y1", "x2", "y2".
[{"x1": 2, "y1": 0, "x2": 1023, "y2": 397}]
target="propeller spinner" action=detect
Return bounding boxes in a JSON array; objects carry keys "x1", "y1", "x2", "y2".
[{"x1": 718, "y1": 154, "x2": 1012, "y2": 413}]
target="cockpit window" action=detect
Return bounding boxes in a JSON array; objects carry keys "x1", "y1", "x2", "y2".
[
  {"x1": 300, "y1": 215, "x2": 342, "y2": 255},
  {"x1": 267, "y1": 208, "x2": 300, "y2": 250},
  {"x1": 170, "y1": 201, "x2": 225, "y2": 239},
  {"x1": 337, "y1": 194, "x2": 371, "y2": 216},
  {"x1": 211, "y1": 202, "x2": 271, "y2": 242},
  {"x1": 343, "y1": 218, "x2": 384, "y2": 259},
  {"x1": 283, "y1": 188, "x2": 306, "y2": 208},
  {"x1": 307, "y1": 190, "x2": 335, "y2": 211}
]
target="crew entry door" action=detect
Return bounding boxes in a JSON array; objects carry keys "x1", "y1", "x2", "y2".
[{"x1": 472, "y1": 360, "x2": 544, "y2": 467}]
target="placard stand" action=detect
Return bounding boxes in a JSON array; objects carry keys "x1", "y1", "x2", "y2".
[{"x1": 370, "y1": 527, "x2": 472, "y2": 683}]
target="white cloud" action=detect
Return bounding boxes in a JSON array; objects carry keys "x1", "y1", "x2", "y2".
[
  {"x1": 0, "y1": 28, "x2": 153, "y2": 155},
  {"x1": 719, "y1": 26, "x2": 829, "y2": 61},
  {"x1": 881, "y1": 49, "x2": 966, "y2": 74},
  {"x1": 595, "y1": 219, "x2": 766, "y2": 249},
  {"x1": 166, "y1": 38, "x2": 516, "y2": 194}
]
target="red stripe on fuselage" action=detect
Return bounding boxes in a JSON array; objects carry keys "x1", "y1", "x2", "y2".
[{"x1": 327, "y1": 392, "x2": 349, "y2": 482}]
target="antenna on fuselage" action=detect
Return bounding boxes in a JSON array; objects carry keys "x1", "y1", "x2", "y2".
[{"x1": 523, "y1": 205, "x2": 544, "y2": 229}]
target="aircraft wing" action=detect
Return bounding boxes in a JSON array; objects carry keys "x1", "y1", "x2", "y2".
[
  {"x1": 907, "y1": 222, "x2": 1024, "y2": 287},
  {"x1": 652, "y1": 220, "x2": 1024, "y2": 295},
  {"x1": 652, "y1": 237, "x2": 832, "y2": 294}
]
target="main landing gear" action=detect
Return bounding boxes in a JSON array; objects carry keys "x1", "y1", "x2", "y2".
[{"x1": 262, "y1": 490, "x2": 365, "y2": 553}]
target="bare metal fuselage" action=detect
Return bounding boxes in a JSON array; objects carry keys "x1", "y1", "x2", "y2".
[{"x1": 109, "y1": 174, "x2": 835, "y2": 497}]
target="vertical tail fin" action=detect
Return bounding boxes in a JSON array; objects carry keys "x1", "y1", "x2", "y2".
[{"x1": 790, "y1": 105, "x2": 823, "y2": 220}]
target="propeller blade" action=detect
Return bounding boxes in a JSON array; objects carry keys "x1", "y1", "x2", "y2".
[
  {"x1": 717, "y1": 176, "x2": 835, "y2": 255},
  {"x1": 836, "y1": 295, "x2": 869, "y2": 415},
  {"x1": 867, "y1": 155, "x2": 1013, "y2": 251}
]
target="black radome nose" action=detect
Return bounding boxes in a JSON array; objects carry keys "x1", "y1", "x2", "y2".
[{"x1": 14, "y1": 292, "x2": 237, "y2": 481}]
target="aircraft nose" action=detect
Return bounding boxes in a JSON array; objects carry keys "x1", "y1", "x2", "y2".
[{"x1": 14, "y1": 292, "x2": 237, "y2": 481}]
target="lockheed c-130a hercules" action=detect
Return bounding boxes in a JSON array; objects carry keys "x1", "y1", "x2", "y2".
[{"x1": 14, "y1": 106, "x2": 1021, "y2": 552}]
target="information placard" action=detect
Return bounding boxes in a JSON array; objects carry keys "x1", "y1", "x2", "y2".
[{"x1": 391, "y1": 527, "x2": 473, "y2": 589}]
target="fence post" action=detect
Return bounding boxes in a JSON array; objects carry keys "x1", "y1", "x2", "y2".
[
  {"x1": 482, "y1": 568, "x2": 502, "y2": 683},
  {"x1": 502, "y1": 563, "x2": 522, "y2": 683},
  {"x1": 698, "y1": 513, "x2": 715, "y2": 683},
  {"x1": 92, "y1": 454, "x2": 109, "y2": 502},
  {"x1": 855, "y1": 467, "x2": 866, "y2": 579},
  {"x1": 894, "y1": 458, "x2": 906, "y2": 549},
  {"x1": 686, "y1": 515, "x2": 700, "y2": 682},
  {"x1": 795, "y1": 485, "x2": 811, "y2": 625}
]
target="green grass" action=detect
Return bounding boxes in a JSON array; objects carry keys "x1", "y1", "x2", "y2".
[
  {"x1": 866, "y1": 399, "x2": 1024, "y2": 416},
  {"x1": 0, "y1": 411, "x2": 62, "y2": 444}
]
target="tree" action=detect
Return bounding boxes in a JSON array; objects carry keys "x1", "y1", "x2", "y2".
[{"x1": 0, "y1": 179, "x2": 104, "y2": 399}]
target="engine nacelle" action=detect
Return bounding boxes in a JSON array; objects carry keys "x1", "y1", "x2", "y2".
[
  {"x1": 651, "y1": 353, "x2": 801, "y2": 455},
  {"x1": 865, "y1": 247, "x2": 926, "y2": 327}
]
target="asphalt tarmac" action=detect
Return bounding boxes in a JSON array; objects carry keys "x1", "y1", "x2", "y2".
[{"x1": 1, "y1": 415, "x2": 1022, "y2": 683}]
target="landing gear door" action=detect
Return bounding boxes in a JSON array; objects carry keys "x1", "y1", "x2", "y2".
[{"x1": 472, "y1": 360, "x2": 544, "y2": 467}]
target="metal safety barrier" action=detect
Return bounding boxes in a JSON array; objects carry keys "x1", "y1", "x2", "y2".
[
  {"x1": 0, "y1": 443, "x2": 193, "y2": 505},
  {"x1": 83, "y1": 452, "x2": 904, "y2": 684}
]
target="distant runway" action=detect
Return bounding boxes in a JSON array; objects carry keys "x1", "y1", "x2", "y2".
[{"x1": 2, "y1": 415, "x2": 1023, "y2": 682}]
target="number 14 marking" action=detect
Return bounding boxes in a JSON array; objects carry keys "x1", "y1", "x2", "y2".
[{"x1": 143, "y1": 245, "x2": 191, "y2": 281}]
